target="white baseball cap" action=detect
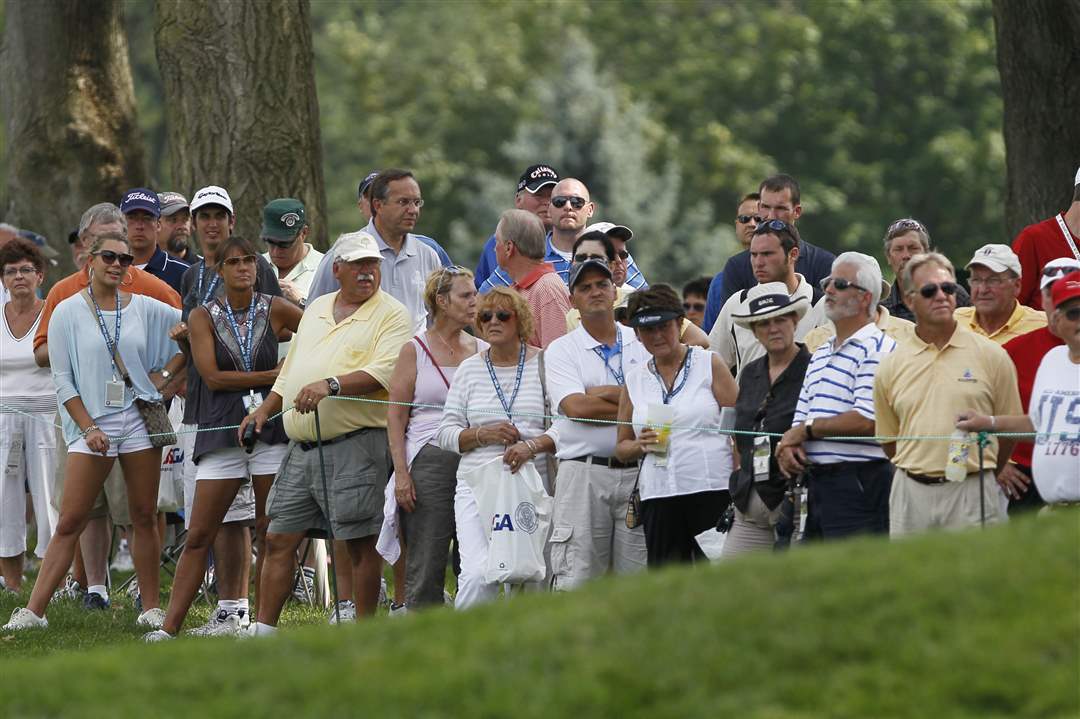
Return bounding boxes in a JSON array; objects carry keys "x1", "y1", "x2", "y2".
[
  {"x1": 190, "y1": 185, "x2": 234, "y2": 215},
  {"x1": 583, "y1": 221, "x2": 633, "y2": 242},
  {"x1": 1040, "y1": 257, "x2": 1080, "y2": 290},
  {"x1": 334, "y1": 231, "x2": 382, "y2": 263},
  {"x1": 965, "y1": 243, "x2": 1022, "y2": 277}
]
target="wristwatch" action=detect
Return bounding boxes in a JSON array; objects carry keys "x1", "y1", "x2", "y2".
[
  {"x1": 326, "y1": 377, "x2": 341, "y2": 396},
  {"x1": 160, "y1": 369, "x2": 172, "y2": 381},
  {"x1": 804, "y1": 418, "x2": 816, "y2": 440}
]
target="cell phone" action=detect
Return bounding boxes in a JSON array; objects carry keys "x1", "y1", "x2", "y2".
[{"x1": 241, "y1": 421, "x2": 257, "y2": 454}]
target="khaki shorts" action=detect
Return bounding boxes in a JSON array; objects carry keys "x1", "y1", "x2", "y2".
[
  {"x1": 266, "y1": 429, "x2": 389, "y2": 541},
  {"x1": 53, "y1": 418, "x2": 131, "y2": 525}
]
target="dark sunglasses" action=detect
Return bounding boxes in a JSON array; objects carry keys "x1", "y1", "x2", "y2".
[
  {"x1": 887, "y1": 218, "x2": 926, "y2": 235},
  {"x1": 1043, "y1": 265, "x2": 1079, "y2": 278},
  {"x1": 736, "y1": 214, "x2": 763, "y2": 225},
  {"x1": 478, "y1": 309, "x2": 514, "y2": 323},
  {"x1": 820, "y1": 276, "x2": 867, "y2": 293},
  {"x1": 551, "y1": 196, "x2": 587, "y2": 210},
  {"x1": 93, "y1": 250, "x2": 135, "y2": 267},
  {"x1": 683, "y1": 301, "x2": 705, "y2": 312},
  {"x1": 265, "y1": 238, "x2": 298, "y2": 249},
  {"x1": 915, "y1": 281, "x2": 958, "y2": 299},
  {"x1": 614, "y1": 249, "x2": 629, "y2": 261},
  {"x1": 1061, "y1": 307, "x2": 1080, "y2": 322},
  {"x1": 222, "y1": 254, "x2": 258, "y2": 267},
  {"x1": 752, "y1": 219, "x2": 791, "y2": 235},
  {"x1": 573, "y1": 253, "x2": 609, "y2": 264}
]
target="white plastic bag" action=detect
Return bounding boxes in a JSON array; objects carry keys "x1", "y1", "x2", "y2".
[
  {"x1": 482, "y1": 462, "x2": 552, "y2": 584},
  {"x1": 156, "y1": 399, "x2": 186, "y2": 513}
]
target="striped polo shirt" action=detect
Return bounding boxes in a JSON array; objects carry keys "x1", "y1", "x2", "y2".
[{"x1": 793, "y1": 321, "x2": 897, "y2": 464}]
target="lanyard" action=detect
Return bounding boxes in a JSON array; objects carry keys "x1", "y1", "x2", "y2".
[
  {"x1": 87, "y1": 284, "x2": 122, "y2": 379},
  {"x1": 223, "y1": 294, "x2": 258, "y2": 372},
  {"x1": 484, "y1": 342, "x2": 526, "y2": 421},
  {"x1": 1055, "y1": 214, "x2": 1080, "y2": 261},
  {"x1": 196, "y1": 260, "x2": 221, "y2": 304},
  {"x1": 649, "y1": 346, "x2": 693, "y2": 405},
  {"x1": 591, "y1": 331, "x2": 625, "y2": 386}
]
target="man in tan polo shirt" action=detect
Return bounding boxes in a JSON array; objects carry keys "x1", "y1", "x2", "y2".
[
  {"x1": 874, "y1": 252, "x2": 1022, "y2": 536},
  {"x1": 954, "y1": 244, "x2": 1045, "y2": 345}
]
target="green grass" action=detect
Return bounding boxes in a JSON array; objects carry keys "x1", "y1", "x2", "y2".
[{"x1": 1, "y1": 512, "x2": 1077, "y2": 718}]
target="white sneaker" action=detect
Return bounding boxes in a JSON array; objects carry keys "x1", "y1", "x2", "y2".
[
  {"x1": 111, "y1": 540, "x2": 135, "y2": 572},
  {"x1": 379, "y1": 577, "x2": 388, "y2": 608},
  {"x1": 136, "y1": 607, "x2": 166, "y2": 629},
  {"x1": 52, "y1": 576, "x2": 85, "y2": 602},
  {"x1": 143, "y1": 629, "x2": 173, "y2": 643},
  {"x1": 388, "y1": 602, "x2": 408, "y2": 618},
  {"x1": 291, "y1": 566, "x2": 316, "y2": 603},
  {"x1": 236, "y1": 608, "x2": 251, "y2": 630},
  {"x1": 3, "y1": 607, "x2": 48, "y2": 631},
  {"x1": 186, "y1": 609, "x2": 241, "y2": 637},
  {"x1": 328, "y1": 600, "x2": 356, "y2": 625}
]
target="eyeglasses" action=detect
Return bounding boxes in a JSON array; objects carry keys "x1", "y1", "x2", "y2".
[
  {"x1": 683, "y1": 301, "x2": 705, "y2": 312},
  {"x1": 478, "y1": 309, "x2": 514, "y2": 324},
  {"x1": 1061, "y1": 307, "x2": 1080, "y2": 322},
  {"x1": 820, "y1": 277, "x2": 867, "y2": 293},
  {"x1": 752, "y1": 219, "x2": 791, "y2": 235},
  {"x1": 551, "y1": 196, "x2": 587, "y2": 210},
  {"x1": 736, "y1": 214, "x2": 763, "y2": 225},
  {"x1": 2, "y1": 266, "x2": 39, "y2": 278},
  {"x1": 222, "y1": 254, "x2": 258, "y2": 267},
  {"x1": 573, "y1": 253, "x2": 609, "y2": 264},
  {"x1": 613, "y1": 250, "x2": 630, "y2": 261},
  {"x1": 389, "y1": 197, "x2": 424, "y2": 209},
  {"x1": 1043, "y1": 265, "x2": 1080, "y2": 278},
  {"x1": 915, "y1": 281, "x2": 958, "y2": 299},
  {"x1": 93, "y1": 250, "x2": 135, "y2": 267},
  {"x1": 968, "y1": 275, "x2": 1012, "y2": 288}
]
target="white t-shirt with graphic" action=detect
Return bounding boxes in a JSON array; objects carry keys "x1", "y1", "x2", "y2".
[{"x1": 1029, "y1": 346, "x2": 1080, "y2": 503}]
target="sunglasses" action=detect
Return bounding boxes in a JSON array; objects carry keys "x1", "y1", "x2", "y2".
[
  {"x1": 820, "y1": 276, "x2": 867, "y2": 293},
  {"x1": 478, "y1": 309, "x2": 514, "y2": 324},
  {"x1": 551, "y1": 196, "x2": 587, "y2": 210},
  {"x1": 1043, "y1": 265, "x2": 1080, "y2": 278},
  {"x1": 752, "y1": 219, "x2": 792, "y2": 235},
  {"x1": 222, "y1": 254, "x2": 258, "y2": 267},
  {"x1": 887, "y1": 218, "x2": 926, "y2": 234},
  {"x1": 1062, "y1": 307, "x2": 1080, "y2": 322},
  {"x1": 93, "y1": 250, "x2": 135, "y2": 267},
  {"x1": 435, "y1": 265, "x2": 471, "y2": 293},
  {"x1": 266, "y1": 238, "x2": 298, "y2": 249},
  {"x1": 613, "y1": 249, "x2": 629, "y2": 261},
  {"x1": 915, "y1": 281, "x2": 958, "y2": 299},
  {"x1": 736, "y1": 214, "x2": 763, "y2": 225},
  {"x1": 573, "y1": 253, "x2": 609, "y2": 264},
  {"x1": 683, "y1": 302, "x2": 705, "y2": 312}
]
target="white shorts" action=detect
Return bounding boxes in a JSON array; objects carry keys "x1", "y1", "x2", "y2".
[
  {"x1": 180, "y1": 423, "x2": 255, "y2": 526},
  {"x1": 196, "y1": 442, "x2": 287, "y2": 480},
  {"x1": 68, "y1": 405, "x2": 154, "y2": 457}
]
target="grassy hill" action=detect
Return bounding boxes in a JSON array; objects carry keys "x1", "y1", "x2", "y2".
[{"x1": 2, "y1": 512, "x2": 1077, "y2": 718}]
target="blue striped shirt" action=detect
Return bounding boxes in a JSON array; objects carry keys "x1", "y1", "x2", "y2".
[{"x1": 794, "y1": 322, "x2": 897, "y2": 464}]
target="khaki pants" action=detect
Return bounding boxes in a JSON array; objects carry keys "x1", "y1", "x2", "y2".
[
  {"x1": 721, "y1": 489, "x2": 783, "y2": 558},
  {"x1": 889, "y1": 467, "x2": 1003, "y2": 537}
]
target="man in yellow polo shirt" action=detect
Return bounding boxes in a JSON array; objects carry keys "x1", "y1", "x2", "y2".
[
  {"x1": 954, "y1": 244, "x2": 1045, "y2": 345},
  {"x1": 241, "y1": 231, "x2": 411, "y2": 633},
  {"x1": 874, "y1": 252, "x2": 1022, "y2": 536}
]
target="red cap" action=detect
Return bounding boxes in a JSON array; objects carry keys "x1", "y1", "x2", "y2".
[{"x1": 1051, "y1": 270, "x2": 1080, "y2": 308}]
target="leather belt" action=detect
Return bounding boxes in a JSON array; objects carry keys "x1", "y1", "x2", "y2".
[
  {"x1": 905, "y1": 470, "x2": 948, "y2": 485},
  {"x1": 298, "y1": 427, "x2": 369, "y2": 452},
  {"x1": 566, "y1": 455, "x2": 639, "y2": 470}
]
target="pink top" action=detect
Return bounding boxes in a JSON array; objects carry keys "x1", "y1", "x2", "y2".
[{"x1": 405, "y1": 331, "x2": 489, "y2": 462}]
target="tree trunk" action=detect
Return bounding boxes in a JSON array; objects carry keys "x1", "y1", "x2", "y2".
[
  {"x1": 0, "y1": 0, "x2": 146, "y2": 280},
  {"x1": 154, "y1": 0, "x2": 328, "y2": 250},
  {"x1": 993, "y1": 0, "x2": 1080, "y2": 238}
]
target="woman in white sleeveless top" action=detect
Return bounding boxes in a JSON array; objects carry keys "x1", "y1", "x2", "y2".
[
  {"x1": 0, "y1": 240, "x2": 58, "y2": 592},
  {"x1": 615, "y1": 285, "x2": 738, "y2": 566},
  {"x1": 383, "y1": 267, "x2": 488, "y2": 610}
]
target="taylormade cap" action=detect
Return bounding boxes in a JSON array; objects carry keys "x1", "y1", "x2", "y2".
[{"x1": 190, "y1": 185, "x2": 234, "y2": 215}]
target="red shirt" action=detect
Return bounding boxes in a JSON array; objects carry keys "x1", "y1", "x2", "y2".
[
  {"x1": 1002, "y1": 326, "x2": 1063, "y2": 467},
  {"x1": 513, "y1": 262, "x2": 571, "y2": 349},
  {"x1": 1011, "y1": 212, "x2": 1080, "y2": 310}
]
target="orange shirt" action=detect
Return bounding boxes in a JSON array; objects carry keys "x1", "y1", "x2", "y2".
[{"x1": 34, "y1": 266, "x2": 182, "y2": 350}]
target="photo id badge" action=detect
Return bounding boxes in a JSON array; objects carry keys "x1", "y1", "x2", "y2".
[
  {"x1": 243, "y1": 391, "x2": 263, "y2": 415},
  {"x1": 752, "y1": 435, "x2": 771, "y2": 480},
  {"x1": 104, "y1": 379, "x2": 126, "y2": 408}
]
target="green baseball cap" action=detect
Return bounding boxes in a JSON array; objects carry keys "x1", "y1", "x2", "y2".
[{"x1": 261, "y1": 198, "x2": 306, "y2": 242}]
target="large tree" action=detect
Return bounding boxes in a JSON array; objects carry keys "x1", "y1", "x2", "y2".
[
  {"x1": 0, "y1": 0, "x2": 146, "y2": 279},
  {"x1": 993, "y1": 0, "x2": 1080, "y2": 237},
  {"x1": 154, "y1": 0, "x2": 327, "y2": 249}
]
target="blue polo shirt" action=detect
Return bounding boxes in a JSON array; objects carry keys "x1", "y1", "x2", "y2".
[
  {"x1": 702, "y1": 271, "x2": 724, "y2": 333},
  {"x1": 142, "y1": 246, "x2": 190, "y2": 294},
  {"x1": 417, "y1": 234, "x2": 453, "y2": 267},
  {"x1": 476, "y1": 231, "x2": 648, "y2": 293}
]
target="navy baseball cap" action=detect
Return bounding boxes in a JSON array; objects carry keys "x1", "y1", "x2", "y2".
[
  {"x1": 120, "y1": 187, "x2": 161, "y2": 218},
  {"x1": 517, "y1": 164, "x2": 558, "y2": 194},
  {"x1": 568, "y1": 258, "x2": 613, "y2": 291},
  {"x1": 358, "y1": 171, "x2": 379, "y2": 199}
]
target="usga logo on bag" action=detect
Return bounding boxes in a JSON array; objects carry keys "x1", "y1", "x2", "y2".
[{"x1": 492, "y1": 502, "x2": 540, "y2": 534}]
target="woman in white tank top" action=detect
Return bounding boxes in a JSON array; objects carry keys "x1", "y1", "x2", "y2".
[{"x1": 615, "y1": 285, "x2": 738, "y2": 566}]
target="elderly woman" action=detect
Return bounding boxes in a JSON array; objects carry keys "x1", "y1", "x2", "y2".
[
  {"x1": 879, "y1": 218, "x2": 970, "y2": 322},
  {"x1": 4, "y1": 231, "x2": 182, "y2": 632},
  {"x1": 436, "y1": 287, "x2": 556, "y2": 609},
  {"x1": 0, "y1": 240, "x2": 58, "y2": 592},
  {"x1": 722, "y1": 283, "x2": 811, "y2": 556},
  {"x1": 383, "y1": 266, "x2": 488, "y2": 610},
  {"x1": 614, "y1": 284, "x2": 738, "y2": 566}
]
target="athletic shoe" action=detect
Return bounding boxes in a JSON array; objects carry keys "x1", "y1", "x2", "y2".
[
  {"x1": 388, "y1": 602, "x2": 408, "y2": 617},
  {"x1": 0, "y1": 576, "x2": 17, "y2": 595},
  {"x1": 236, "y1": 608, "x2": 251, "y2": 630},
  {"x1": 142, "y1": 629, "x2": 173, "y2": 643},
  {"x1": 2, "y1": 607, "x2": 48, "y2": 631},
  {"x1": 52, "y1": 576, "x2": 85, "y2": 602},
  {"x1": 291, "y1": 566, "x2": 316, "y2": 603},
  {"x1": 111, "y1": 539, "x2": 134, "y2": 572},
  {"x1": 328, "y1": 600, "x2": 356, "y2": 625},
  {"x1": 83, "y1": 592, "x2": 110, "y2": 611},
  {"x1": 136, "y1": 607, "x2": 166, "y2": 629},
  {"x1": 379, "y1": 577, "x2": 388, "y2": 608},
  {"x1": 186, "y1": 608, "x2": 241, "y2": 637},
  {"x1": 443, "y1": 590, "x2": 454, "y2": 606}
]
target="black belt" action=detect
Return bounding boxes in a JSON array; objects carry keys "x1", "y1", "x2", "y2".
[
  {"x1": 905, "y1": 470, "x2": 947, "y2": 485},
  {"x1": 566, "y1": 455, "x2": 639, "y2": 470},
  {"x1": 298, "y1": 427, "x2": 370, "y2": 452}
]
